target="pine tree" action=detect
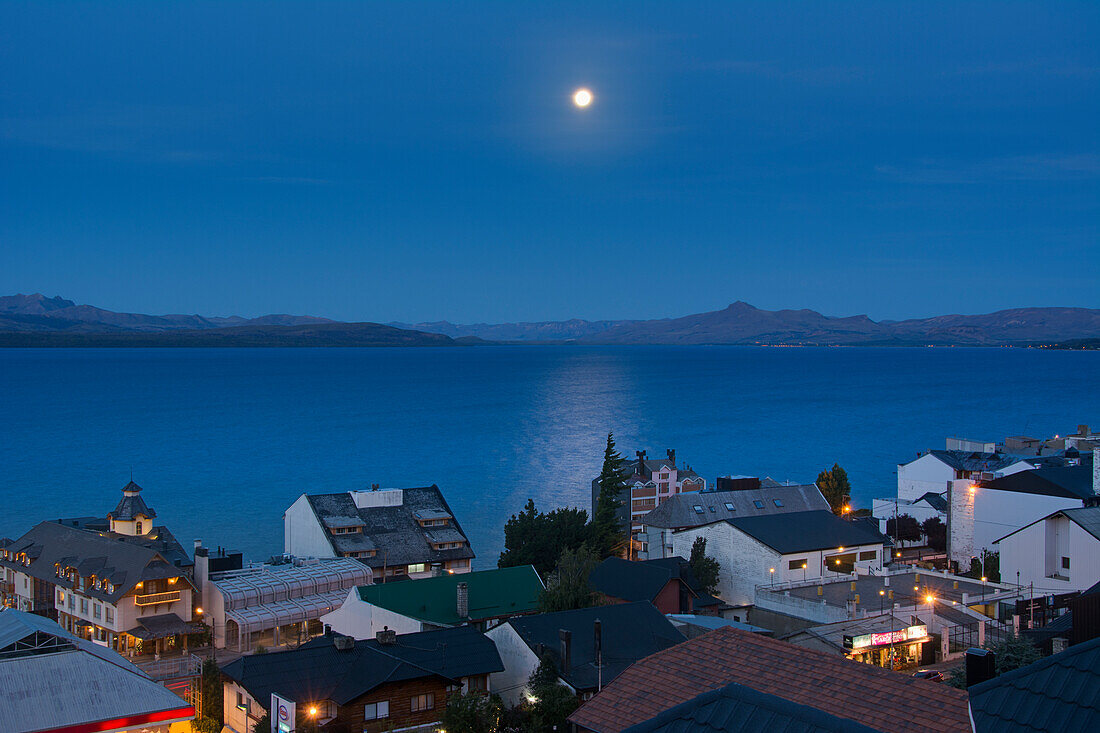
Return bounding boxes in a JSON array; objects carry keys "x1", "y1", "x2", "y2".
[
  {"x1": 539, "y1": 544, "x2": 601, "y2": 612},
  {"x1": 592, "y1": 432, "x2": 628, "y2": 557},
  {"x1": 688, "y1": 536, "x2": 721, "y2": 595},
  {"x1": 816, "y1": 463, "x2": 852, "y2": 516}
]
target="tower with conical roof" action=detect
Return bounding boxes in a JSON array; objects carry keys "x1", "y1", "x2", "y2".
[{"x1": 107, "y1": 480, "x2": 157, "y2": 536}]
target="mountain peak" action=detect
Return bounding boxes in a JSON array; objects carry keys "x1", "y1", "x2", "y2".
[
  {"x1": 0, "y1": 293, "x2": 77, "y2": 314},
  {"x1": 724, "y1": 301, "x2": 758, "y2": 311}
]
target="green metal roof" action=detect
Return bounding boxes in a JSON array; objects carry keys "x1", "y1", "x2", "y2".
[{"x1": 357, "y1": 565, "x2": 544, "y2": 626}]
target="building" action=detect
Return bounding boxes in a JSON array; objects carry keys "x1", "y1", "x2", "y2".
[
  {"x1": 484, "y1": 600, "x2": 684, "y2": 707},
  {"x1": 780, "y1": 613, "x2": 933, "y2": 668},
  {"x1": 0, "y1": 609, "x2": 195, "y2": 733},
  {"x1": 896, "y1": 448, "x2": 1037, "y2": 503},
  {"x1": 589, "y1": 557, "x2": 717, "y2": 615},
  {"x1": 568, "y1": 625, "x2": 971, "y2": 733},
  {"x1": 283, "y1": 485, "x2": 474, "y2": 579},
  {"x1": 968, "y1": 633, "x2": 1100, "y2": 732},
  {"x1": 669, "y1": 510, "x2": 886, "y2": 608},
  {"x1": 220, "y1": 625, "x2": 502, "y2": 733},
  {"x1": 194, "y1": 545, "x2": 372, "y2": 651},
  {"x1": 637, "y1": 477, "x2": 830, "y2": 559},
  {"x1": 591, "y1": 449, "x2": 706, "y2": 544},
  {"x1": 618, "y1": 679, "x2": 883, "y2": 733},
  {"x1": 0, "y1": 482, "x2": 200, "y2": 657},
  {"x1": 321, "y1": 565, "x2": 543, "y2": 639},
  {"x1": 995, "y1": 506, "x2": 1100, "y2": 597}
]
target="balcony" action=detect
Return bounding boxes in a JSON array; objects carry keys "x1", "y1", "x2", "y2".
[{"x1": 135, "y1": 590, "x2": 181, "y2": 606}]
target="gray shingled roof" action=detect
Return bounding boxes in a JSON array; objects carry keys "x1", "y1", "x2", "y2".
[
  {"x1": 994, "y1": 506, "x2": 1100, "y2": 544},
  {"x1": 0, "y1": 521, "x2": 190, "y2": 602},
  {"x1": 622, "y1": 680, "x2": 884, "y2": 733},
  {"x1": 969, "y1": 634, "x2": 1100, "y2": 732},
  {"x1": 108, "y1": 481, "x2": 157, "y2": 521},
  {"x1": 981, "y1": 465, "x2": 1095, "y2": 500},
  {"x1": 221, "y1": 625, "x2": 502, "y2": 705},
  {"x1": 305, "y1": 485, "x2": 474, "y2": 569},
  {"x1": 641, "y1": 483, "x2": 829, "y2": 530},
  {"x1": 721, "y1": 511, "x2": 887, "y2": 555},
  {"x1": 925, "y1": 450, "x2": 1031, "y2": 472}
]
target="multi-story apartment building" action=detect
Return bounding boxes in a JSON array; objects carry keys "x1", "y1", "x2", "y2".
[
  {"x1": 283, "y1": 485, "x2": 474, "y2": 580},
  {"x1": 0, "y1": 481, "x2": 198, "y2": 657},
  {"x1": 591, "y1": 449, "x2": 705, "y2": 544}
]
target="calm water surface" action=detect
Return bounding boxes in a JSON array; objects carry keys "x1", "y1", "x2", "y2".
[{"x1": 2, "y1": 346, "x2": 1097, "y2": 566}]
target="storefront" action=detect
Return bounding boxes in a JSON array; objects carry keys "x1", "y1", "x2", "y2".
[{"x1": 844, "y1": 624, "x2": 931, "y2": 668}]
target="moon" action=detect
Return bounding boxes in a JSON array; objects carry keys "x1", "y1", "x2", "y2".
[{"x1": 572, "y1": 88, "x2": 593, "y2": 108}]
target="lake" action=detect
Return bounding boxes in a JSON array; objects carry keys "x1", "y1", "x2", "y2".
[{"x1": 2, "y1": 346, "x2": 1097, "y2": 567}]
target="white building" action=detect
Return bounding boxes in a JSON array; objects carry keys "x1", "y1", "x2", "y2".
[
  {"x1": 896, "y1": 449, "x2": 1035, "y2": 503},
  {"x1": 283, "y1": 485, "x2": 474, "y2": 580},
  {"x1": 996, "y1": 506, "x2": 1100, "y2": 595},
  {"x1": 669, "y1": 510, "x2": 886, "y2": 608}
]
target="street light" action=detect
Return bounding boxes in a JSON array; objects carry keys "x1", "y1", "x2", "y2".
[{"x1": 769, "y1": 567, "x2": 775, "y2": 588}]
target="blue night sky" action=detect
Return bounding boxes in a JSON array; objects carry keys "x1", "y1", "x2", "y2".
[{"x1": 2, "y1": 2, "x2": 1097, "y2": 323}]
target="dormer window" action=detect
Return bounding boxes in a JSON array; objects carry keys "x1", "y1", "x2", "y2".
[
  {"x1": 724, "y1": 503, "x2": 735, "y2": 511},
  {"x1": 693, "y1": 505, "x2": 704, "y2": 514}
]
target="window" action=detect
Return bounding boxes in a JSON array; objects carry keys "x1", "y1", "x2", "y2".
[
  {"x1": 105, "y1": 606, "x2": 114, "y2": 623},
  {"x1": 859, "y1": 550, "x2": 877, "y2": 561},
  {"x1": 709, "y1": 506, "x2": 716, "y2": 512},
  {"x1": 773, "y1": 499, "x2": 784, "y2": 507},
  {"x1": 724, "y1": 503, "x2": 735, "y2": 512},
  {"x1": 236, "y1": 691, "x2": 250, "y2": 712},
  {"x1": 67, "y1": 594, "x2": 74, "y2": 610},
  {"x1": 788, "y1": 559, "x2": 806, "y2": 571},
  {"x1": 753, "y1": 500, "x2": 765, "y2": 509},
  {"x1": 407, "y1": 563, "x2": 427, "y2": 574},
  {"x1": 364, "y1": 701, "x2": 389, "y2": 720},
  {"x1": 1062, "y1": 557, "x2": 1071, "y2": 570},
  {"x1": 466, "y1": 675, "x2": 488, "y2": 692},
  {"x1": 411, "y1": 693, "x2": 434, "y2": 712},
  {"x1": 693, "y1": 505, "x2": 704, "y2": 514},
  {"x1": 135, "y1": 521, "x2": 143, "y2": 534},
  {"x1": 80, "y1": 598, "x2": 89, "y2": 614},
  {"x1": 58, "y1": 590, "x2": 65, "y2": 604},
  {"x1": 659, "y1": 472, "x2": 669, "y2": 479},
  {"x1": 93, "y1": 604, "x2": 101, "y2": 619}
]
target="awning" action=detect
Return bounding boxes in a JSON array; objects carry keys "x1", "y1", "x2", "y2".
[
  {"x1": 127, "y1": 614, "x2": 203, "y2": 640},
  {"x1": 224, "y1": 589, "x2": 348, "y2": 637}
]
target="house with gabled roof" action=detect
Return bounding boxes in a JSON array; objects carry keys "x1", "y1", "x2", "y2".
[
  {"x1": 283, "y1": 485, "x2": 475, "y2": 579},
  {"x1": 569, "y1": 625, "x2": 971, "y2": 733},
  {"x1": 320, "y1": 565, "x2": 544, "y2": 639},
  {"x1": 220, "y1": 625, "x2": 502, "y2": 733},
  {"x1": 589, "y1": 556, "x2": 723, "y2": 615},
  {"x1": 996, "y1": 505, "x2": 1100, "y2": 595}
]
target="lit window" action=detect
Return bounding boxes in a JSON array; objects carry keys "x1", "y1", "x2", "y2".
[
  {"x1": 135, "y1": 522, "x2": 143, "y2": 534},
  {"x1": 407, "y1": 563, "x2": 427, "y2": 574},
  {"x1": 365, "y1": 701, "x2": 389, "y2": 720},
  {"x1": 411, "y1": 693, "x2": 434, "y2": 712}
]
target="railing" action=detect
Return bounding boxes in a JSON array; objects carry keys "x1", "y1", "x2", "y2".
[
  {"x1": 132, "y1": 652, "x2": 203, "y2": 681},
  {"x1": 135, "y1": 590, "x2": 181, "y2": 606}
]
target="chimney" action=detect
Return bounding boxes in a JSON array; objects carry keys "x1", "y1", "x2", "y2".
[
  {"x1": 376, "y1": 627, "x2": 397, "y2": 646},
  {"x1": 1078, "y1": 424, "x2": 1089, "y2": 437},
  {"x1": 666, "y1": 449, "x2": 676, "y2": 466},
  {"x1": 456, "y1": 582, "x2": 469, "y2": 619},
  {"x1": 334, "y1": 633, "x2": 356, "y2": 651},
  {"x1": 593, "y1": 619, "x2": 602, "y2": 664},
  {"x1": 635, "y1": 450, "x2": 647, "y2": 476},
  {"x1": 558, "y1": 629, "x2": 572, "y2": 674},
  {"x1": 1092, "y1": 448, "x2": 1100, "y2": 501},
  {"x1": 966, "y1": 648, "x2": 996, "y2": 687}
]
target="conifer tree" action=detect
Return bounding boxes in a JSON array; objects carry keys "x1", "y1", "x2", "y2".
[{"x1": 591, "y1": 432, "x2": 628, "y2": 557}]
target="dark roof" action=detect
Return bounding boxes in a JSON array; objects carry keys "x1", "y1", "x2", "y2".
[
  {"x1": 641, "y1": 484, "x2": 829, "y2": 530},
  {"x1": 969, "y1": 635, "x2": 1100, "y2": 732},
  {"x1": 622, "y1": 680, "x2": 883, "y2": 733},
  {"x1": 506, "y1": 601, "x2": 684, "y2": 693},
  {"x1": 721, "y1": 510, "x2": 887, "y2": 554},
  {"x1": 127, "y1": 613, "x2": 203, "y2": 640},
  {"x1": 569, "y1": 626, "x2": 971, "y2": 733},
  {"x1": 0, "y1": 522, "x2": 190, "y2": 602},
  {"x1": 305, "y1": 486, "x2": 474, "y2": 568},
  {"x1": 589, "y1": 558, "x2": 695, "y2": 604},
  {"x1": 981, "y1": 464, "x2": 1095, "y2": 500},
  {"x1": 925, "y1": 450, "x2": 1030, "y2": 472},
  {"x1": 221, "y1": 625, "x2": 502, "y2": 706},
  {"x1": 914, "y1": 492, "x2": 949, "y2": 512},
  {"x1": 108, "y1": 481, "x2": 157, "y2": 521}
]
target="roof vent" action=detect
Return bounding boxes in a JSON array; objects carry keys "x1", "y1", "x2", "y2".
[
  {"x1": 333, "y1": 634, "x2": 355, "y2": 651},
  {"x1": 376, "y1": 627, "x2": 397, "y2": 646}
]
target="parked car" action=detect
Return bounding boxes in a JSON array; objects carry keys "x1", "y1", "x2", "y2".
[{"x1": 911, "y1": 670, "x2": 943, "y2": 682}]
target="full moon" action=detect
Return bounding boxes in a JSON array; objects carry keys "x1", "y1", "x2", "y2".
[{"x1": 572, "y1": 88, "x2": 593, "y2": 108}]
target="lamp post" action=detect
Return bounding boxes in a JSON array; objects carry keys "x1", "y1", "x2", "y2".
[
  {"x1": 802, "y1": 563, "x2": 807, "y2": 583},
  {"x1": 769, "y1": 567, "x2": 775, "y2": 588}
]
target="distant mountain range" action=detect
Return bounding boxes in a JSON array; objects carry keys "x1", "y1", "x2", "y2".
[{"x1": 3, "y1": 293, "x2": 1100, "y2": 347}]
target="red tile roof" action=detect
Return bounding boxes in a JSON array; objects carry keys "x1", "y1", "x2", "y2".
[{"x1": 568, "y1": 625, "x2": 970, "y2": 733}]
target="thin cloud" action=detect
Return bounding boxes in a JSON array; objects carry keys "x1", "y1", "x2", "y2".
[{"x1": 695, "y1": 59, "x2": 867, "y2": 84}]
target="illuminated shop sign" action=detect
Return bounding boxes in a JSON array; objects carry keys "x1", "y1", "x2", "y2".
[{"x1": 844, "y1": 624, "x2": 928, "y2": 650}]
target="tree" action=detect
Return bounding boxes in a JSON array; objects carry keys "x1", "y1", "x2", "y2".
[
  {"x1": 441, "y1": 691, "x2": 505, "y2": 733},
  {"x1": 688, "y1": 537, "x2": 721, "y2": 595},
  {"x1": 886, "y1": 513, "x2": 922, "y2": 542},
  {"x1": 921, "y1": 516, "x2": 947, "y2": 552},
  {"x1": 539, "y1": 544, "x2": 601, "y2": 612},
  {"x1": 591, "y1": 432, "x2": 628, "y2": 558},
  {"x1": 526, "y1": 655, "x2": 580, "y2": 732},
  {"x1": 251, "y1": 713, "x2": 270, "y2": 733},
  {"x1": 816, "y1": 464, "x2": 852, "y2": 516},
  {"x1": 198, "y1": 657, "x2": 223, "y2": 725},
  {"x1": 947, "y1": 632, "x2": 1042, "y2": 689},
  {"x1": 499, "y1": 499, "x2": 590, "y2": 577}
]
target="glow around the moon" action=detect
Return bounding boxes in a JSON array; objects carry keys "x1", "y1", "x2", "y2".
[{"x1": 572, "y1": 88, "x2": 593, "y2": 108}]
